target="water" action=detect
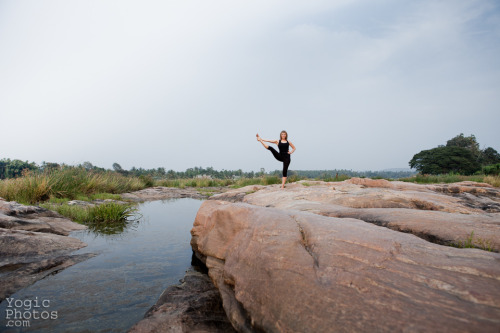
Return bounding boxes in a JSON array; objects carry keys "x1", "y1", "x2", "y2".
[{"x1": 0, "y1": 198, "x2": 203, "y2": 333}]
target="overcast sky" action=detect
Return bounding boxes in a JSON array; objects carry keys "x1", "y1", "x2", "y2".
[{"x1": 1, "y1": 0, "x2": 499, "y2": 172}]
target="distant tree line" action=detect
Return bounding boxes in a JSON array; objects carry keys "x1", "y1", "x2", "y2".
[
  {"x1": 0, "y1": 160, "x2": 264, "y2": 180},
  {"x1": 0, "y1": 159, "x2": 38, "y2": 179},
  {"x1": 409, "y1": 133, "x2": 500, "y2": 175},
  {"x1": 1, "y1": 158, "x2": 418, "y2": 181},
  {"x1": 116, "y1": 164, "x2": 263, "y2": 179}
]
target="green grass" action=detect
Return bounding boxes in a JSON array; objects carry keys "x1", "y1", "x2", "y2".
[
  {"x1": 41, "y1": 202, "x2": 137, "y2": 224},
  {"x1": 399, "y1": 174, "x2": 485, "y2": 184},
  {"x1": 231, "y1": 176, "x2": 282, "y2": 188},
  {"x1": 90, "y1": 193, "x2": 122, "y2": 200},
  {"x1": 88, "y1": 203, "x2": 137, "y2": 223},
  {"x1": 451, "y1": 231, "x2": 494, "y2": 252},
  {"x1": 0, "y1": 167, "x2": 147, "y2": 204},
  {"x1": 47, "y1": 196, "x2": 71, "y2": 204}
]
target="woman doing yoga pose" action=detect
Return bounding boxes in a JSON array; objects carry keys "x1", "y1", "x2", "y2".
[{"x1": 256, "y1": 131, "x2": 296, "y2": 189}]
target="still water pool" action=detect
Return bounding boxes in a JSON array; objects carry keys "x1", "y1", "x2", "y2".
[{"x1": 0, "y1": 198, "x2": 203, "y2": 333}]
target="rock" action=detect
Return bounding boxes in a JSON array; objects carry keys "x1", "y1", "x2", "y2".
[
  {"x1": 208, "y1": 185, "x2": 265, "y2": 203},
  {"x1": 121, "y1": 186, "x2": 223, "y2": 202},
  {"x1": 191, "y1": 200, "x2": 500, "y2": 332},
  {"x1": 67, "y1": 200, "x2": 96, "y2": 207},
  {"x1": 0, "y1": 200, "x2": 87, "y2": 236},
  {"x1": 128, "y1": 261, "x2": 236, "y2": 333},
  {"x1": 0, "y1": 251, "x2": 96, "y2": 302},
  {"x1": 346, "y1": 177, "x2": 394, "y2": 188},
  {"x1": 209, "y1": 179, "x2": 500, "y2": 251},
  {"x1": 93, "y1": 198, "x2": 129, "y2": 205},
  {"x1": 66, "y1": 199, "x2": 130, "y2": 207},
  {"x1": 0, "y1": 200, "x2": 92, "y2": 301}
]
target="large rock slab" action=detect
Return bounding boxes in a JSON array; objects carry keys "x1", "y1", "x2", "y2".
[
  {"x1": 0, "y1": 200, "x2": 87, "y2": 235},
  {"x1": 212, "y1": 179, "x2": 500, "y2": 251},
  {"x1": 191, "y1": 200, "x2": 500, "y2": 332},
  {"x1": 0, "y1": 200, "x2": 93, "y2": 301}
]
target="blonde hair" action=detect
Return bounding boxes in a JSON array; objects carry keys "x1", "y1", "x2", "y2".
[{"x1": 279, "y1": 130, "x2": 288, "y2": 141}]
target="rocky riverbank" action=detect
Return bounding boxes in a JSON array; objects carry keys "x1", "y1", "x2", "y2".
[
  {"x1": 0, "y1": 186, "x2": 226, "y2": 303},
  {"x1": 121, "y1": 186, "x2": 228, "y2": 202},
  {"x1": 190, "y1": 178, "x2": 500, "y2": 332},
  {"x1": 0, "y1": 199, "x2": 95, "y2": 301},
  {"x1": 3, "y1": 180, "x2": 499, "y2": 332}
]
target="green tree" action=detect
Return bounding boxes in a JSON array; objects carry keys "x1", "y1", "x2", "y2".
[
  {"x1": 82, "y1": 161, "x2": 94, "y2": 170},
  {"x1": 2, "y1": 159, "x2": 39, "y2": 178},
  {"x1": 112, "y1": 163, "x2": 123, "y2": 172},
  {"x1": 480, "y1": 147, "x2": 500, "y2": 165},
  {"x1": 41, "y1": 161, "x2": 60, "y2": 172},
  {"x1": 446, "y1": 133, "x2": 480, "y2": 159},
  {"x1": 409, "y1": 146, "x2": 481, "y2": 175},
  {"x1": 166, "y1": 169, "x2": 177, "y2": 179}
]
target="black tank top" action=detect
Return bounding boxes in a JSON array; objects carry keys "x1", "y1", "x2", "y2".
[{"x1": 278, "y1": 140, "x2": 289, "y2": 154}]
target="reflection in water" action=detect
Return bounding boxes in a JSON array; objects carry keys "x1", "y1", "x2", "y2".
[
  {"x1": 84, "y1": 214, "x2": 142, "y2": 235},
  {"x1": 0, "y1": 198, "x2": 203, "y2": 333}
]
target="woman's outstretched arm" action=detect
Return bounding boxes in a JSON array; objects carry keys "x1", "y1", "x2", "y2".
[
  {"x1": 288, "y1": 141, "x2": 296, "y2": 154},
  {"x1": 256, "y1": 134, "x2": 278, "y2": 145}
]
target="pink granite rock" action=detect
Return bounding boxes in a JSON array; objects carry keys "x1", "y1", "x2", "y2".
[
  {"x1": 219, "y1": 179, "x2": 500, "y2": 251},
  {"x1": 194, "y1": 179, "x2": 500, "y2": 331},
  {"x1": 191, "y1": 200, "x2": 500, "y2": 332}
]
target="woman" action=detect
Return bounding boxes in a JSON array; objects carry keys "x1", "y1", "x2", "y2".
[{"x1": 256, "y1": 130, "x2": 296, "y2": 189}]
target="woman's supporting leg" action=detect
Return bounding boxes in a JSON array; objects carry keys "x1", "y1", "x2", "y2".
[{"x1": 281, "y1": 157, "x2": 290, "y2": 189}]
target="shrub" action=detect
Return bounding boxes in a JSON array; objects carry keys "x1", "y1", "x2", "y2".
[
  {"x1": 483, "y1": 163, "x2": 500, "y2": 176},
  {"x1": 139, "y1": 175, "x2": 154, "y2": 187}
]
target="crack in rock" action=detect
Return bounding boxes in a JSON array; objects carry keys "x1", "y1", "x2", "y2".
[{"x1": 293, "y1": 216, "x2": 319, "y2": 268}]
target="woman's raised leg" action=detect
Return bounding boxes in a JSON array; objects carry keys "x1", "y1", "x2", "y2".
[{"x1": 256, "y1": 134, "x2": 269, "y2": 149}]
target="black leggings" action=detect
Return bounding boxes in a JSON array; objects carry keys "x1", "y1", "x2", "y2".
[{"x1": 268, "y1": 147, "x2": 291, "y2": 177}]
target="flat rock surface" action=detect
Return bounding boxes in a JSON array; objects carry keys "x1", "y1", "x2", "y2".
[
  {"x1": 0, "y1": 200, "x2": 87, "y2": 236},
  {"x1": 212, "y1": 179, "x2": 500, "y2": 251},
  {"x1": 121, "y1": 186, "x2": 227, "y2": 202},
  {"x1": 0, "y1": 200, "x2": 92, "y2": 301},
  {"x1": 193, "y1": 179, "x2": 500, "y2": 332}
]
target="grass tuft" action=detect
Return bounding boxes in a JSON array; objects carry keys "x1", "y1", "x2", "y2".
[
  {"x1": 41, "y1": 202, "x2": 137, "y2": 224},
  {"x1": 484, "y1": 175, "x2": 500, "y2": 187},
  {"x1": 399, "y1": 174, "x2": 485, "y2": 184},
  {"x1": 451, "y1": 231, "x2": 494, "y2": 252}
]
